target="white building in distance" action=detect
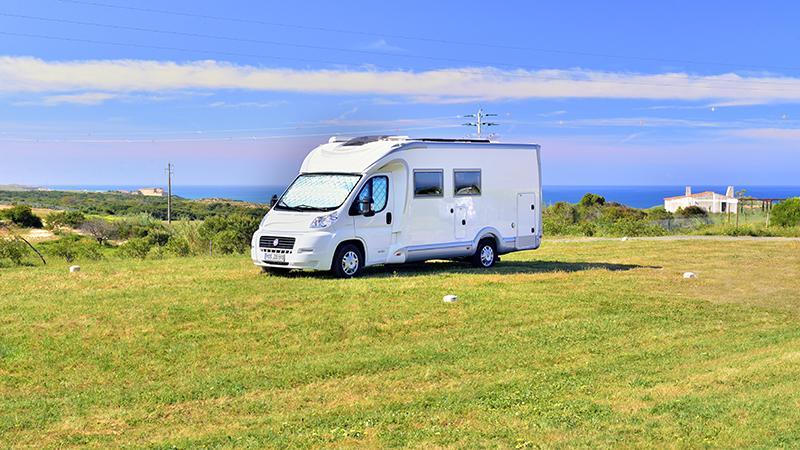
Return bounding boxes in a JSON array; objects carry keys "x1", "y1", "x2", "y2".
[
  {"x1": 664, "y1": 186, "x2": 738, "y2": 214},
  {"x1": 136, "y1": 187, "x2": 165, "y2": 197}
]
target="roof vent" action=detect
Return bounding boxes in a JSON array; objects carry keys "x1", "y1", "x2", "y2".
[
  {"x1": 328, "y1": 136, "x2": 350, "y2": 143},
  {"x1": 342, "y1": 135, "x2": 392, "y2": 146}
]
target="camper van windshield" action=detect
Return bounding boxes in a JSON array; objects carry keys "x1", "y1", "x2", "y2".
[{"x1": 274, "y1": 173, "x2": 361, "y2": 212}]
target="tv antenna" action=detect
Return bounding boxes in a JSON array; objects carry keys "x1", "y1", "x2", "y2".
[{"x1": 462, "y1": 107, "x2": 498, "y2": 137}]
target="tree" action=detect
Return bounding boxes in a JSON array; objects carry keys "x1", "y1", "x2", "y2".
[
  {"x1": 579, "y1": 193, "x2": 606, "y2": 207},
  {"x1": 1, "y1": 205, "x2": 43, "y2": 228},
  {"x1": 772, "y1": 198, "x2": 800, "y2": 227},
  {"x1": 80, "y1": 219, "x2": 117, "y2": 245}
]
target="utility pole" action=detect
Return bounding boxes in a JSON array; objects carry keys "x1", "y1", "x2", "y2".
[
  {"x1": 462, "y1": 107, "x2": 499, "y2": 137},
  {"x1": 165, "y1": 162, "x2": 174, "y2": 224}
]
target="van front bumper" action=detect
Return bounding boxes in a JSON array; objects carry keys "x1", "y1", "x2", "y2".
[{"x1": 251, "y1": 231, "x2": 336, "y2": 271}]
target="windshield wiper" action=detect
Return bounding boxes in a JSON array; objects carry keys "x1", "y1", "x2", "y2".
[{"x1": 276, "y1": 201, "x2": 326, "y2": 211}]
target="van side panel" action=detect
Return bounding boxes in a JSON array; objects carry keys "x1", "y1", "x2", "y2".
[{"x1": 388, "y1": 144, "x2": 540, "y2": 259}]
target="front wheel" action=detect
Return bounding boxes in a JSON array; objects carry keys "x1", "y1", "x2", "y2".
[
  {"x1": 332, "y1": 243, "x2": 364, "y2": 278},
  {"x1": 471, "y1": 239, "x2": 497, "y2": 268}
]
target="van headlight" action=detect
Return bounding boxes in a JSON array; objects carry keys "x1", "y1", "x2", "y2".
[{"x1": 309, "y1": 212, "x2": 339, "y2": 229}]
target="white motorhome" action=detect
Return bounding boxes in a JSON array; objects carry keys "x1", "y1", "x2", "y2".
[{"x1": 251, "y1": 136, "x2": 542, "y2": 277}]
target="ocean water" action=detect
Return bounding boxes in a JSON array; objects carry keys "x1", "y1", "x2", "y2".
[{"x1": 46, "y1": 185, "x2": 800, "y2": 209}]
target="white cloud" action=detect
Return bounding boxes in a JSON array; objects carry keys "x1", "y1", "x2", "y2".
[
  {"x1": 3, "y1": 56, "x2": 800, "y2": 104},
  {"x1": 207, "y1": 100, "x2": 287, "y2": 108},
  {"x1": 363, "y1": 39, "x2": 405, "y2": 52},
  {"x1": 14, "y1": 92, "x2": 117, "y2": 106},
  {"x1": 727, "y1": 128, "x2": 800, "y2": 140}
]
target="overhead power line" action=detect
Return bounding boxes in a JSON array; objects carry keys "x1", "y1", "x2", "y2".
[
  {"x1": 2, "y1": 29, "x2": 799, "y2": 94},
  {"x1": 0, "y1": 124, "x2": 464, "y2": 143},
  {"x1": 53, "y1": 0, "x2": 800, "y2": 74}
]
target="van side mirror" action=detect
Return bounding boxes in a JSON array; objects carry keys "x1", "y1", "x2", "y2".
[
  {"x1": 357, "y1": 199, "x2": 375, "y2": 217},
  {"x1": 270, "y1": 194, "x2": 278, "y2": 207}
]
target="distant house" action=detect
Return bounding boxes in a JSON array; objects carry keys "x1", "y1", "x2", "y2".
[
  {"x1": 664, "y1": 186, "x2": 738, "y2": 214},
  {"x1": 137, "y1": 187, "x2": 165, "y2": 197}
]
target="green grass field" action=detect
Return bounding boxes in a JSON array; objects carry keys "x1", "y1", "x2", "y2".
[{"x1": 2, "y1": 239, "x2": 799, "y2": 448}]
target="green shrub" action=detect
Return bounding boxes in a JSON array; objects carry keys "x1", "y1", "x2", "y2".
[
  {"x1": 199, "y1": 214, "x2": 259, "y2": 254},
  {"x1": 646, "y1": 206, "x2": 674, "y2": 221},
  {"x1": 49, "y1": 234, "x2": 103, "y2": 263},
  {"x1": 119, "y1": 237, "x2": 152, "y2": 260},
  {"x1": 146, "y1": 229, "x2": 172, "y2": 247},
  {"x1": 114, "y1": 214, "x2": 164, "y2": 240},
  {"x1": 1, "y1": 205, "x2": 43, "y2": 228},
  {"x1": 772, "y1": 198, "x2": 800, "y2": 227},
  {"x1": 46, "y1": 211, "x2": 86, "y2": 229},
  {"x1": 579, "y1": 193, "x2": 606, "y2": 207},
  {"x1": 600, "y1": 204, "x2": 646, "y2": 222},
  {"x1": 164, "y1": 236, "x2": 191, "y2": 257},
  {"x1": 602, "y1": 218, "x2": 667, "y2": 237},
  {"x1": 168, "y1": 221, "x2": 205, "y2": 256},
  {"x1": 675, "y1": 205, "x2": 708, "y2": 218},
  {"x1": 0, "y1": 237, "x2": 29, "y2": 266}
]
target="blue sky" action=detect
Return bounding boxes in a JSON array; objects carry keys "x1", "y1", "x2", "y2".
[{"x1": 1, "y1": 0, "x2": 799, "y2": 186}]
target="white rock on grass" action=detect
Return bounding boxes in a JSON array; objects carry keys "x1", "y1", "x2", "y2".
[
  {"x1": 683, "y1": 272, "x2": 697, "y2": 279},
  {"x1": 621, "y1": 236, "x2": 629, "y2": 241},
  {"x1": 69, "y1": 265, "x2": 81, "y2": 273},
  {"x1": 442, "y1": 294, "x2": 458, "y2": 303}
]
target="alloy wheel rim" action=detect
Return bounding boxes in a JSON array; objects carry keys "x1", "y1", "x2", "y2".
[
  {"x1": 480, "y1": 246, "x2": 494, "y2": 266},
  {"x1": 342, "y1": 250, "x2": 359, "y2": 275}
]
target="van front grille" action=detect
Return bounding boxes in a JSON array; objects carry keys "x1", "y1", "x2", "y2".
[{"x1": 259, "y1": 235, "x2": 295, "y2": 250}]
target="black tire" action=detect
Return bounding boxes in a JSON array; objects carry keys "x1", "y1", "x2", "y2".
[
  {"x1": 332, "y1": 243, "x2": 364, "y2": 278},
  {"x1": 471, "y1": 238, "x2": 497, "y2": 268},
  {"x1": 261, "y1": 266, "x2": 290, "y2": 275}
]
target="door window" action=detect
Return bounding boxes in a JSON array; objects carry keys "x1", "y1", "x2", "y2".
[{"x1": 353, "y1": 176, "x2": 389, "y2": 214}]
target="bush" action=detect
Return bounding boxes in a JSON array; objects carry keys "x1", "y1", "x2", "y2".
[
  {"x1": 675, "y1": 205, "x2": 708, "y2": 218},
  {"x1": 114, "y1": 214, "x2": 164, "y2": 240},
  {"x1": 772, "y1": 198, "x2": 800, "y2": 227},
  {"x1": 579, "y1": 193, "x2": 606, "y2": 208},
  {"x1": 119, "y1": 237, "x2": 152, "y2": 260},
  {"x1": 542, "y1": 202, "x2": 579, "y2": 235},
  {"x1": 168, "y1": 221, "x2": 204, "y2": 255},
  {"x1": 1, "y1": 205, "x2": 43, "y2": 228},
  {"x1": 49, "y1": 234, "x2": 103, "y2": 263},
  {"x1": 80, "y1": 218, "x2": 118, "y2": 245},
  {"x1": 646, "y1": 206, "x2": 674, "y2": 221},
  {"x1": 146, "y1": 229, "x2": 171, "y2": 247},
  {"x1": 603, "y1": 218, "x2": 667, "y2": 237},
  {"x1": 165, "y1": 235, "x2": 191, "y2": 257},
  {"x1": 199, "y1": 214, "x2": 259, "y2": 254},
  {"x1": 46, "y1": 211, "x2": 86, "y2": 229},
  {"x1": 0, "y1": 237, "x2": 29, "y2": 266}
]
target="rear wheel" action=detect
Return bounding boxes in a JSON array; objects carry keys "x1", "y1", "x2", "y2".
[
  {"x1": 332, "y1": 243, "x2": 364, "y2": 278},
  {"x1": 471, "y1": 238, "x2": 497, "y2": 268}
]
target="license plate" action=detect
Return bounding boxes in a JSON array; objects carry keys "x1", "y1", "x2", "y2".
[{"x1": 263, "y1": 252, "x2": 285, "y2": 263}]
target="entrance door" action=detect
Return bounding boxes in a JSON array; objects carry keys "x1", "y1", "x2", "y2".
[
  {"x1": 454, "y1": 205, "x2": 467, "y2": 240},
  {"x1": 516, "y1": 192, "x2": 538, "y2": 249},
  {"x1": 352, "y1": 175, "x2": 393, "y2": 264}
]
